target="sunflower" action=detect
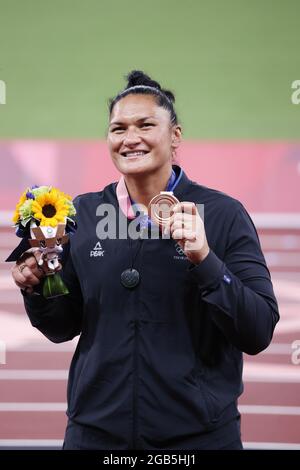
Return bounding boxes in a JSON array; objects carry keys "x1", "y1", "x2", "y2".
[{"x1": 31, "y1": 188, "x2": 69, "y2": 227}]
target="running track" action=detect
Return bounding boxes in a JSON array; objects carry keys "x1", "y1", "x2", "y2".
[{"x1": 0, "y1": 224, "x2": 300, "y2": 450}]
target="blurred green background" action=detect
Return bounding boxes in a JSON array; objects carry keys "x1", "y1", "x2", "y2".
[{"x1": 0, "y1": 0, "x2": 299, "y2": 139}]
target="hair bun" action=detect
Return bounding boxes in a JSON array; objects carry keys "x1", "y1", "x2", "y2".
[
  {"x1": 126, "y1": 70, "x2": 162, "y2": 91},
  {"x1": 109, "y1": 70, "x2": 178, "y2": 125}
]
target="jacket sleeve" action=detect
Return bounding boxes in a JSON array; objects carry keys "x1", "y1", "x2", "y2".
[
  {"x1": 22, "y1": 245, "x2": 83, "y2": 344},
  {"x1": 189, "y1": 202, "x2": 280, "y2": 355}
]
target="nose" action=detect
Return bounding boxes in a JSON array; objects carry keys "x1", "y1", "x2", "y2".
[{"x1": 123, "y1": 127, "x2": 141, "y2": 146}]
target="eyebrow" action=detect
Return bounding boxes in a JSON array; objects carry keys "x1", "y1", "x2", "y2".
[{"x1": 109, "y1": 116, "x2": 155, "y2": 127}]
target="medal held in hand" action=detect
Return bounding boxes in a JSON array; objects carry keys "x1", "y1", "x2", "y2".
[
  {"x1": 148, "y1": 191, "x2": 179, "y2": 228},
  {"x1": 9, "y1": 185, "x2": 76, "y2": 299}
]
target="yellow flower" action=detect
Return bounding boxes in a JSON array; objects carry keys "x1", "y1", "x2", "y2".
[
  {"x1": 12, "y1": 209, "x2": 20, "y2": 224},
  {"x1": 12, "y1": 190, "x2": 27, "y2": 224},
  {"x1": 62, "y1": 192, "x2": 72, "y2": 201},
  {"x1": 17, "y1": 191, "x2": 27, "y2": 206},
  {"x1": 31, "y1": 188, "x2": 69, "y2": 227}
]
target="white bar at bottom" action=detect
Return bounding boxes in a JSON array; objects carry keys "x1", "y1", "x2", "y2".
[
  {"x1": 0, "y1": 439, "x2": 63, "y2": 447},
  {"x1": 244, "y1": 442, "x2": 300, "y2": 450},
  {"x1": 0, "y1": 439, "x2": 299, "y2": 450}
]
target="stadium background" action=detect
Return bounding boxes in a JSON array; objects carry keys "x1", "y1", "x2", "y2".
[{"x1": 0, "y1": 0, "x2": 299, "y2": 449}]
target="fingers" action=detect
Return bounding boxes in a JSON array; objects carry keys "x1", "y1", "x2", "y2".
[
  {"x1": 169, "y1": 213, "x2": 196, "y2": 231},
  {"x1": 24, "y1": 287, "x2": 34, "y2": 294},
  {"x1": 162, "y1": 201, "x2": 205, "y2": 253},
  {"x1": 164, "y1": 202, "x2": 202, "y2": 237},
  {"x1": 14, "y1": 279, "x2": 34, "y2": 295},
  {"x1": 169, "y1": 202, "x2": 199, "y2": 227},
  {"x1": 12, "y1": 263, "x2": 41, "y2": 288},
  {"x1": 171, "y1": 228, "x2": 196, "y2": 241},
  {"x1": 21, "y1": 254, "x2": 45, "y2": 279},
  {"x1": 12, "y1": 250, "x2": 45, "y2": 290},
  {"x1": 164, "y1": 201, "x2": 210, "y2": 263},
  {"x1": 172, "y1": 202, "x2": 197, "y2": 215},
  {"x1": 11, "y1": 247, "x2": 63, "y2": 294},
  {"x1": 168, "y1": 214, "x2": 196, "y2": 240}
]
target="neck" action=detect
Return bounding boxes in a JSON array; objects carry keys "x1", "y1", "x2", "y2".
[{"x1": 124, "y1": 164, "x2": 173, "y2": 208}]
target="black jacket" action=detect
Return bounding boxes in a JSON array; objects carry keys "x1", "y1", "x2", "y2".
[{"x1": 23, "y1": 167, "x2": 279, "y2": 450}]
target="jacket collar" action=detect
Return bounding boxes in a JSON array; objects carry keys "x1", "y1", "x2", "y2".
[
  {"x1": 172, "y1": 165, "x2": 193, "y2": 199},
  {"x1": 116, "y1": 165, "x2": 192, "y2": 219}
]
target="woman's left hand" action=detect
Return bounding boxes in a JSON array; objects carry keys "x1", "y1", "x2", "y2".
[{"x1": 165, "y1": 202, "x2": 210, "y2": 265}]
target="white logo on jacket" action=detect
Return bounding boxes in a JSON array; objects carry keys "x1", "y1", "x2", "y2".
[
  {"x1": 90, "y1": 241, "x2": 105, "y2": 257},
  {"x1": 173, "y1": 242, "x2": 187, "y2": 260}
]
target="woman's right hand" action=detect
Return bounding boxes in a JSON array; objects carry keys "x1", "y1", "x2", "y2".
[{"x1": 11, "y1": 248, "x2": 56, "y2": 295}]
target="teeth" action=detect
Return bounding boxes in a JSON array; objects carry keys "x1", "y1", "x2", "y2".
[{"x1": 124, "y1": 151, "x2": 147, "y2": 157}]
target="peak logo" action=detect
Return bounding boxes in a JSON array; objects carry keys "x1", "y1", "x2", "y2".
[{"x1": 90, "y1": 241, "x2": 105, "y2": 257}]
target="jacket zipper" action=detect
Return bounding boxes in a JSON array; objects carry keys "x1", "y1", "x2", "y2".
[
  {"x1": 132, "y1": 240, "x2": 144, "y2": 449},
  {"x1": 132, "y1": 319, "x2": 140, "y2": 449}
]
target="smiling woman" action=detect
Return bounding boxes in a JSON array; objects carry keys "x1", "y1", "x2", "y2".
[
  {"x1": 11, "y1": 70, "x2": 279, "y2": 451},
  {"x1": 107, "y1": 71, "x2": 182, "y2": 208}
]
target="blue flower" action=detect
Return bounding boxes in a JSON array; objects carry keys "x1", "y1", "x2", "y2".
[{"x1": 26, "y1": 191, "x2": 35, "y2": 200}]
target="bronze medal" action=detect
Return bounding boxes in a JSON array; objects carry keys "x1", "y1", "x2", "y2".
[{"x1": 148, "y1": 191, "x2": 179, "y2": 228}]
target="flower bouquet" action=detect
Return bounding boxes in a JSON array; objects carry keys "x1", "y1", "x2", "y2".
[{"x1": 11, "y1": 185, "x2": 76, "y2": 298}]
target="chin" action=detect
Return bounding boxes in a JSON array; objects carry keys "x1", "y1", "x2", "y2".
[{"x1": 116, "y1": 156, "x2": 154, "y2": 176}]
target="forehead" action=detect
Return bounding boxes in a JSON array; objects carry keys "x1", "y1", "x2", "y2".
[{"x1": 110, "y1": 94, "x2": 170, "y2": 123}]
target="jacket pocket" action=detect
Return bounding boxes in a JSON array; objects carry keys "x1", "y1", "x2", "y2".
[
  {"x1": 192, "y1": 365, "x2": 220, "y2": 423},
  {"x1": 183, "y1": 363, "x2": 216, "y2": 426},
  {"x1": 193, "y1": 351, "x2": 242, "y2": 424}
]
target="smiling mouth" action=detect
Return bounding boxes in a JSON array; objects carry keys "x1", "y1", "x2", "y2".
[{"x1": 121, "y1": 151, "x2": 150, "y2": 158}]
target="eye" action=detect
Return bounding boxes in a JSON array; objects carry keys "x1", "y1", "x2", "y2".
[
  {"x1": 110, "y1": 127, "x2": 125, "y2": 133},
  {"x1": 141, "y1": 122, "x2": 155, "y2": 128}
]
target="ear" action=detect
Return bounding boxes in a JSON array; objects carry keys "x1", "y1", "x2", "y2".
[{"x1": 171, "y1": 125, "x2": 182, "y2": 150}]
